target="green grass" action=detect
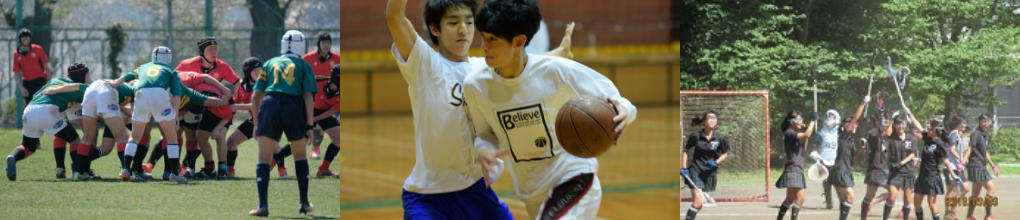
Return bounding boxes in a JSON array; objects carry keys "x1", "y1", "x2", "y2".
[{"x1": 0, "y1": 128, "x2": 339, "y2": 219}]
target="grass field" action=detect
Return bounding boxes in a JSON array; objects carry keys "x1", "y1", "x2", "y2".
[{"x1": 0, "y1": 128, "x2": 340, "y2": 219}]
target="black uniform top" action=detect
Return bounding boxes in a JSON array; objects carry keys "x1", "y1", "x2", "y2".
[
  {"x1": 866, "y1": 129, "x2": 888, "y2": 172},
  {"x1": 684, "y1": 129, "x2": 730, "y2": 171},
  {"x1": 919, "y1": 135, "x2": 948, "y2": 178},
  {"x1": 967, "y1": 129, "x2": 990, "y2": 168},
  {"x1": 832, "y1": 128, "x2": 856, "y2": 173},
  {"x1": 784, "y1": 128, "x2": 805, "y2": 173},
  {"x1": 887, "y1": 134, "x2": 918, "y2": 176}
]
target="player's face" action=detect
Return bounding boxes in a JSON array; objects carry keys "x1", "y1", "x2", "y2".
[
  {"x1": 480, "y1": 32, "x2": 512, "y2": 68},
  {"x1": 203, "y1": 45, "x2": 218, "y2": 61},
  {"x1": 431, "y1": 7, "x2": 474, "y2": 57},
  {"x1": 895, "y1": 122, "x2": 906, "y2": 135},
  {"x1": 251, "y1": 69, "x2": 263, "y2": 81},
  {"x1": 705, "y1": 113, "x2": 717, "y2": 129},
  {"x1": 20, "y1": 36, "x2": 29, "y2": 45},
  {"x1": 318, "y1": 40, "x2": 331, "y2": 52},
  {"x1": 792, "y1": 116, "x2": 803, "y2": 129}
]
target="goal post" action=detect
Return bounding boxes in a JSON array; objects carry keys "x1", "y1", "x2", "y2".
[{"x1": 676, "y1": 90, "x2": 771, "y2": 202}]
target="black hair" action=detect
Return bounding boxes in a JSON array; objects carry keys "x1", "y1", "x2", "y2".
[
  {"x1": 18, "y1": 28, "x2": 31, "y2": 38},
  {"x1": 892, "y1": 114, "x2": 906, "y2": 130},
  {"x1": 240, "y1": 57, "x2": 262, "y2": 92},
  {"x1": 691, "y1": 110, "x2": 718, "y2": 126},
  {"x1": 424, "y1": 0, "x2": 479, "y2": 45},
  {"x1": 977, "y1": 114, "x2": 992, "y2": 131},
  {"x1": 947, "y1": 114, "x2": 965, "y2": 130},
  {"x1": 928, "y1": 119, "x2": 949, "y2": 142},
  {"x1": 67, "y1": 63, "x2": 89, "y2": 83},
  {"x1": 475, "y1": 0, "x2": 541, "y2": 46},
  {"x1": 781, "y1": 110, "x2": 802, "y2": 132},
  {"x1": 317, "y1": 32, "x2": 332, "y2": 43}
]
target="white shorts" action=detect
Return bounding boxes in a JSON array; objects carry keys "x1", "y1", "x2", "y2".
[
  {"x1": 82, "y1": 82, "x2": 123, "y2": 119},
  {"x1": 64, "y1": 104, "x2": 83, "y2": 121},
  {"x1": 527, "y1": 175, "x2": 603, "y2": 220},
  {"x1": 22, "y1": 104, "x2": 69, "y2": 138},
  {"x1": 132, "y1": 87, "x2": 175, "y2": 122}
]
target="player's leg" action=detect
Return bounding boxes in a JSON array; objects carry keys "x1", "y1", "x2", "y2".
[
  {"x1": 52, "y1": 137, "x2": 67, "y2": 178},
  {"x1": 156, "y1": 118, "x2": 185, "y2": 182},
  {"x1": 273, "y1": 144, "x2": 291, "y2": 178},
  {"x1": 315, "y1": 117, "x2": 340, "y2": 177},
  {"x1": 982, "y1": 180, "x2": 996, "y2": 219},
  {"x1": 862, "y1": 185, "x2": 879, "y2": 220},
  {"x1": 195, "y1": 111, "x2": 219, "y2": 178},
  {"x1": 903, "y1": 186, "x2": 914, "y2": 220},
  {"x1": 886, "y1": 185, "x2": 901, "y2": 219},
  {"x1": 225, "y1": 118, "x2": 254, "y2": 177},
  {"x1": 7, "y1": 114, "x2": 44, "y2": 181},
  {"x1": 181, "y1": 126, "x2": 200, "y2": 177},
  {"x1": 310, "y1": 127, "x2": 323, "y2": 159}
]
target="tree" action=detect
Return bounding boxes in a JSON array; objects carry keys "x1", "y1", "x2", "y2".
[
  {"x1": 247, "y1": 0, "x2": 293, "y2": 61},
  {"x1": 3, "y1": 0, "x2": 58, "y2": 52},
  {"x1": 863, "y1": 0, "x2": 1020, "y2": 119}
]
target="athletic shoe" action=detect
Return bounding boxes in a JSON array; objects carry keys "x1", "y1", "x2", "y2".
[
  {"x1": 316, "y1": 169, "x2": 338, "y2": 177},
  {"x1": 72, "y1": 171, "x2": 88, "y2": 181},
  {"x1": 55, "y1": 167, "x2": 66, "y2": 179},
  {"x1": 167, "y1": 173, "x2": 188, "y2": 183},
  {"x1": 181, "y1": 168, "x2": 195, "y2": 178},
  {"x1": 278, "y1": 166, "x2": 289, "y2": 179},
  {"x1": 299, "y1": 203, "x2": 314, "y2": 215},
  {"x1": 310, "y1": 147, "x2": 321, "y2": 159},
  {"x1": 227, "y1": 166, "x2": 236, "y2": 177},
  {"x1": 249, "y1": 207, "x2": 269, "y2": 217},
  {"x1": 6, "y1": 155, "x2": 16, "y2": 181},
  {"x1": 217, "y1": 164, "x2": 229, "y2": 179},
  {"x1": 142, "y1": 163, "x2": 155, "y2": 176},
  {"x1": 131, "y1": 171, "x2": 152, "y2": 182},
  {"x1": 119, "y1": 168, "x2": 131, "y2": 181},
  {"x1": 86, "y1": 170, "x2": 102, "y2": 180},
  {"x1": 195, "y1": 168, "x2": 214, "y2": 179},
  {"x1": 986, "y1": 216, "x2": 997, "y2": 220}
]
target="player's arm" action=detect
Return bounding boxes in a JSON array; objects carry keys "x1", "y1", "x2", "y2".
[
  {"x1": 848, "y1": 95, "x2": 870, "y2": 134},
  {"x1": 799, "y1": 121, "x2": 816, "y2": 151},
  {"x1": 560, "y1": 62, "x2": 638, "y2": 138},
  {"x1": 898, "y1": 152, "x2": 915, "y2": 167},
  {"x1": 386, "y1": 0, "x2": 417, "y2": 60},
  {"x1": 251, "y1": 91, "x2": 264, "y2": 126},
  {"x1": 41, "y1": 83, "x2": 83, "y2": 95},
  {"x1": 544, "y1": 22, "x2": 575, "y2": 59},
  {"x1": 203, "y1": 96, "x2": 228, "y2": 107},
  {"x1": 942, "y1": 155, "x2": 958, "y2": 179},
  {"x1": 201, "y1": 75, "x2": 232, "y2": 99},
  {"x1": 231, "y1": 103, "x2": 251, "y2": 111},
  {"x1": 302, "y1": 65, "x2": 317, "y2": 131},
  {"x1": 716, "y1": 138, "x2": 729, "y2": 164},
  {"x1": 680, "y1": 135, "x2": 694, "y2": 169},
  {"x1": 465, "y1": 84, "x2": 507, "y2": 186},
  {"x1": 171, "y1": 95, "x2": 181, "y2": 116}
]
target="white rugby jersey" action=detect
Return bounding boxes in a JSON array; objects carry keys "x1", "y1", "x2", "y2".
[
  {"x1": 392, "y1": 35, "x2": 485, "y2": 194},
  {"x1": 464, "y1": 54, "x2": 635, "y2": 215}
]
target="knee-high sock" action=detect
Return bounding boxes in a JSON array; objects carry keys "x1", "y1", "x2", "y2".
[
  {"x1": 884, "y1": 203, "x2": 895, "y2": 220},
  {"x1": 902, "y1": 204, "x2": 912, "y2": 220},
  {"x1": 319, "y1": 143, "x2": 340, "y2": 170},
  {"x1": 790, "y1": 204, "x2": 800, "y2": 220},
  {"x1": 148, "y1": 139, "x2": 165, "y2": 164},
  {"x1": 227, "y1": 150, "x2": 238, "y2": 167},
  {"x1": 166, "y1": 144, "x2": 181, "y2": 175},
  {"x1": 860, "y1": 199, "x2": 871, "y2": 220},
  {"x1": 839, "y1": 201, "x2": 852, "y2": 220},
  {"x1": 274, "y1": 145, "x2": 291, "y2": 167},
  {"x1": 967, "y1": 196, "x2": 977, "y2": 218},
  {"x1": 123, "y1": 142, "x2": 137, "y2": 170},
  {"x1": 777, "y1": 202, "x2": 790, "y2": 220},
  {"x1": 184, "y1": 140, "x2": 200, "y2": 169},
  {"x1": 132, "y1": 144, "x2": 148, "y2": 172},
  {"x1": 53, "y1": 137, "x2": 66, "y2": 169},
  {"x1": 685, "y1": 205, "x2": 701, "y2": 220},
  {"x1": 295, "y1": 160, "x2": 310, "y2": 205},
  {"x1": 256, "y1": 163, "x2": 270, "y2": 208},
  {"x1": 985, "y1": 195, "x2": 995, "y2": 217}
]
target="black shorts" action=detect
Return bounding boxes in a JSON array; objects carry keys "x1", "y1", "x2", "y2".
[
  {"x1": 180, "y1": 118, "x2": 199, "y2": 130},
  {"x1": 23, "y1": 77, "x2": 46, "y2": 100},
  {"x1": 313, "y1": 109, "x2": 339, "y2": 131},
  {"x1": 236, "y1": 118, "x2": 255, "y2": 139},
  {"x1": 197, "y1": 109, "x2": 228, "y2": 132},
  {"x1": 255, "y1": 92, "x2": 308, "y2": 142}
]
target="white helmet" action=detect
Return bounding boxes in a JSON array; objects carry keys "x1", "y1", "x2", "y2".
[
  {"x1": 280, "y1": 30, "x2": 306, "y2": 55},
  {"x1": 152, "y1": 46, "x2": 172, "y2": 65}
]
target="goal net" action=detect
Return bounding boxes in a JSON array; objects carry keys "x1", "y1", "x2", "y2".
[{"x1": 596, "y1": 90, "x2": 772, "y2": 202}]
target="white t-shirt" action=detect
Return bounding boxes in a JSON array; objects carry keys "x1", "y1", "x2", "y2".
[
  {"x1": 464, "y1": 54, "x2": 633, "y2": 216},
  {"x1": 817, "y1": 127, "x2": 838, "y2": 165},
  {"x1": 947, "y1": 130, "x2": 964, "y2": 166},
  {"x1": 392, "y1": 35, "x2": 486, "y2": 194}
]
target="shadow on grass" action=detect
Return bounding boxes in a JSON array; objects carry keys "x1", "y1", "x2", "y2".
[{"x1": 276, "y1": 215, "x2": 338, "y2": 219}]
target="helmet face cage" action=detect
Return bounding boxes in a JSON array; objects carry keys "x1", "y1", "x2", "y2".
[
  {"x1": 281, "y1": 30, "x2": 306, "y2": 55},
  {"x1": 152, "y1": 46, "x2": 173, "y2": 65}
]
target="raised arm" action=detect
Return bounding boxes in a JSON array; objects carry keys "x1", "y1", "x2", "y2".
[
  {"x1": 40, "y1": 83, "x2": 83, "y2": 95},
  {"x1": 544, "y1": 22, "x2": 575, "y2": 59},
  {"x1": 848, "y1": 95, "x2": 870, "y2": 132},
  {"x1": 386, "y1": 0, "x2": 418, "y2": 60}
]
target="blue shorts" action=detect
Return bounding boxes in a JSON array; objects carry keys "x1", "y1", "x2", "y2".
[
  {"x1": 255, "y1": 92, "x2": 308, "y2": 142},
  {"x1": 402, "y1": 178, "x2": 512, "y2": 220}
]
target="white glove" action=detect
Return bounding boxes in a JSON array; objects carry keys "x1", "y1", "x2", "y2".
[
  {"x1": 863, "y1": 95, "x2": 871, "y2": 103},
  {"x1": 810, "y1": 151, "x2": 823, "y2": 162}
]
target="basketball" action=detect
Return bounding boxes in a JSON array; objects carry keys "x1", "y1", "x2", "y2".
[{"x1": 555, "y1": 95, "x2": 618, "y2": 158}]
